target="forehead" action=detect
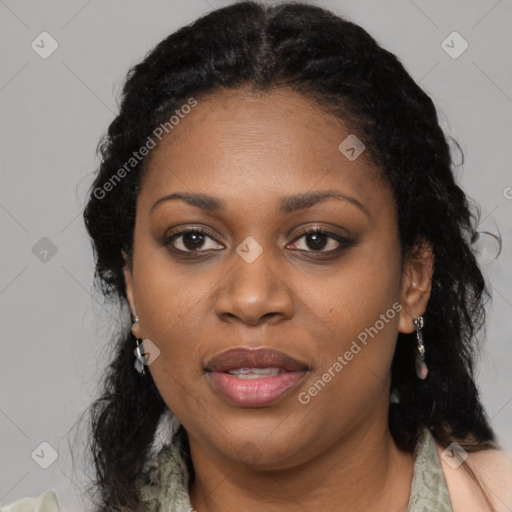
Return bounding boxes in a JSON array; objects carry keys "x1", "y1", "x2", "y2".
[{"x1": 139, "y1": 87, "x2": 391, "y2": 216}]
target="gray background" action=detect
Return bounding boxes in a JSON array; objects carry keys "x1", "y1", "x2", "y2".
[{"x1": 1, "y1": 0, "x2": 511, "y2": 510}]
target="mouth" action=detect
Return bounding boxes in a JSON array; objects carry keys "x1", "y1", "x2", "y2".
[{"x1": 205, "y1": 347, "x2": 309, "y2": 407}]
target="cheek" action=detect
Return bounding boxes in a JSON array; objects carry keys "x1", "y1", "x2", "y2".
[
  {"x1": 132, "y1": 252, "x2": 212, "y2": 424},
  {"x1": 300, "y1": 239, "x2": 402, "y2": 335},
  {"x1": 131, "y1": 245, "x2": 211, "y2": 372},
  {"x1": 295, "y1": 237, "x2": 403, "y2": 387},
  {"x1": 298, "y1": 286, "x2": 401, "y2": 389},
  {"x1": 294, "y1": 275, "x2": 402, "y2": 440}
]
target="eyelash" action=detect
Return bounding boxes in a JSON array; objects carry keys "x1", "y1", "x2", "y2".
[{"x1": 164, "y1": 226, "x2": 353, "y2": 257}]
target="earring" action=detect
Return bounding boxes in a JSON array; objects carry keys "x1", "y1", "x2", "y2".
[
  {"x1": 131, "y1": 316, "x2": 146, "y2": 376},
  {"x1": 413, "y1": 316, "x2": 428, "y2": 380}
]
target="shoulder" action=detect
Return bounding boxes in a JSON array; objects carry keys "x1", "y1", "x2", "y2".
[
  {"x1": 0, "y1": 491, "x2": 60, "y2": 512},
  {"x1": 436, "y1": 441, "x2": 512, "y2": 512}
]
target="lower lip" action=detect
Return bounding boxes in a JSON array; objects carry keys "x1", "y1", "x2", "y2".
[{"x1": 207, "y1": 370, "x2": 307, "y2": 407}]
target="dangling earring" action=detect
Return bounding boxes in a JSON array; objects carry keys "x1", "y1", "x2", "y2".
[
  {"x1": 413, "y1": 316, "x2": 428, "y2": 380},
  {"x1": 131, "y1": 315, "x2": 146, "y2": 376}
]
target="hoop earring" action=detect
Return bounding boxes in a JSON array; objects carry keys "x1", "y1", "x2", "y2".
[
  {"x1": 413, "y1": 316, "x2": 428, "y2": 380},
  {"x1": 131, "y1": 316, "x2": 146, "y2": 376}
]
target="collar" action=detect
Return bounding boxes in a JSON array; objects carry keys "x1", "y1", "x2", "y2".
[{"x1": 138, "y1": 427, "x2": 453, "y2": 511}]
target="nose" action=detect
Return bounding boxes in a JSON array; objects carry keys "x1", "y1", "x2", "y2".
[{"x1": 214, "y1": 244, "x2": 295, "y2": 326}]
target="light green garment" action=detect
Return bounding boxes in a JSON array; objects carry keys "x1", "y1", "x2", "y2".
[
  {"x1": 0, "y1": 491, "x2": 60, "y2": 512},
  {"x1": 139, "y1": 427, "x2": 454, "y2": 511},
  {"x1": 0, "y1": 428, "x2": 453, "y2": 511},
  {"x1": 406, "y1": 427, "x2": 454, "y2": 511}
]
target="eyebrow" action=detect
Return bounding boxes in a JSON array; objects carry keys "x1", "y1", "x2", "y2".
[
  {"x1": 150, "y1": 190, "x2": 369, "y2": 217},
  {"x1": 279, "y1": 190, "x2": 369, "y2": 217}
]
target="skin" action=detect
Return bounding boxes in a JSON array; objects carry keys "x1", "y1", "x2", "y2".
[{"x1": 123, "y1": 87, "x2": 434, "y2": 511}]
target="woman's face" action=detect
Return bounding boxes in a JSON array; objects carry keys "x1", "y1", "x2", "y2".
[{"x1": 124, "y1": 87, "x2": 431, "y2": 469}]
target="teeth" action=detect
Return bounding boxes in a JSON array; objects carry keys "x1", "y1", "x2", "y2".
[{"x1": 227, "y1": 367, "x2": 281, "y2": 378}]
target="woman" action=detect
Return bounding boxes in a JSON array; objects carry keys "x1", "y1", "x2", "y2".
[{"x1": 3, "y1": 1, "x2": 511, "y2": 511}]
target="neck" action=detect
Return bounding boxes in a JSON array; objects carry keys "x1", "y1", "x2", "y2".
[{"x1": 188, "y1": 420, "x2": 415, "y2": 512}]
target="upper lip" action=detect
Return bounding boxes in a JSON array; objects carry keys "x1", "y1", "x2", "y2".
[{"x1": 205, "y1": 347, "x2": 309, "y2": 372}]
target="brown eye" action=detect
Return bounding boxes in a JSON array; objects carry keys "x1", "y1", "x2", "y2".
[
  {"x1": 297, "y1": 232, "x2": 333, "y2": 251},
  {"x1": 165, "y1": 229, "x2": 224, "y2": 252},
  {"x1": 288, "y1": 228, "x2": 353, "y2": 253}
]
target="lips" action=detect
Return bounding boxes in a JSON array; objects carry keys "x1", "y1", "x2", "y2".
[
  {"x1": 205, "y1": 347, "x2": 308, "y2": 373},
  {"x1": 205, "y1": 348, "x2": 309, "y2": 407}
]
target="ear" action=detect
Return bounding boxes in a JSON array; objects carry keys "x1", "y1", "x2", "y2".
[
  {"x1": 122, "y1": 249, "x2": 137, "y2": 320},
  {"x1": 398, "y1": 239, "x2": 434, "y2": 334}
]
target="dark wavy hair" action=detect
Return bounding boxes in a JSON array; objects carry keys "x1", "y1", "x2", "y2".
[{"x1": 81, "y1": 1, "x2": 497, "y2": 510}]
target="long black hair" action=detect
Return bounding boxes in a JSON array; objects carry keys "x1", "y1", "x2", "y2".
[{"x1": 81, "y1": 2, "x2": 496, "y2": 510}]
